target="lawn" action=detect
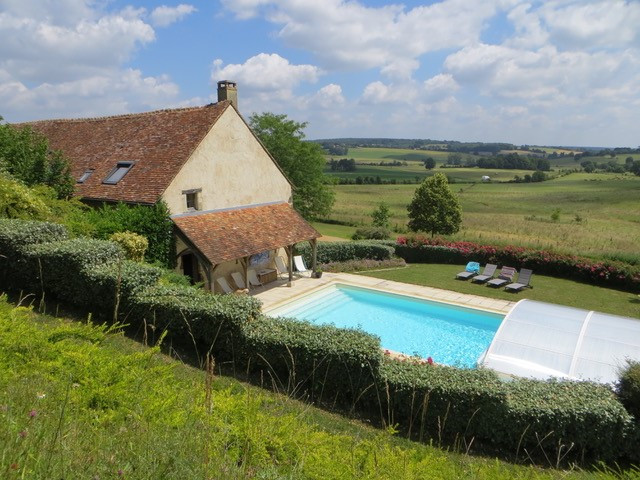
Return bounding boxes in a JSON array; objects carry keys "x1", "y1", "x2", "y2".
[
  {"x1": 3, "y1": 296, "x2": 628, "y2": 479},
  {"x1": 356, "y1": 264, "x2": 640, "y2": 318},
  {"x1": 321, "y1": 172, "x2": 640, "y2": 257}
]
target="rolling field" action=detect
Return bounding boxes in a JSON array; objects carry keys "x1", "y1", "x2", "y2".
[{"x1": 322, "y1": 172, "x2": 640, "y2": 257}]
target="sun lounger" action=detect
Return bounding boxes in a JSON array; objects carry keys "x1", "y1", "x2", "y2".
[
  {"x1": 275, "y1": 256, "x2": 289, "y2": 278},
  {"x1": 293, "y1": 255, "x2": 309, "y2": 275},
  {"x1": 456, "y1": 261, "x2": 481, "y2": 280},
  {"x1": 230, "y1": 272, "x2": 246, "y2": 290},
  {"x1": 247, "y1": 269, "x2": 263, "y2": 287},
  {"x1": 215, "y1": 277, "x2": 233, "y2": 294},
  {"x1": 470, "y1": 264, "x2": 497, "y2": 283},
  {"x1": 505, "y1": 268, "x2": 533, "y2": 292},
  {"x1": 486, "y1": 266, "x2": 517, "y2": 288}
]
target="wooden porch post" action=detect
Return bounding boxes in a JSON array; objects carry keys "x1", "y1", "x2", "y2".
[
  {"x1": 311, "y1": 238, "x2": 317, "y2": 273},
  {"x1": 242, "y1": 256, "x2": 249, "y2": 290},
  {"x1": 210, "y1": 264, "x2": 220, "y2": 293},
  {"x1": 286, "y1": 245, "x2": 293, "y2": 287}
]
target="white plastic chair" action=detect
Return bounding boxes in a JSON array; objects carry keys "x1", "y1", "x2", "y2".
[
  {"x1": 247, "y1": 269, "x2": 263, "y2": 287},
  {"x1": 215, "y1": 277, "x2": 233, "y2": 294},
  {"x1": 293, "y1": 255, "x2": 309, "y2": 275},
  {"x1": 274, "y1": 256, "x2": 289, "y2": 278},
  {"x1": 231, "y1": 272, "x2": 246, "y2": 290}
]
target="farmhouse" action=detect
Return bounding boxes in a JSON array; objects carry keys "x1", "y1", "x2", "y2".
[{"x1": 22, "y1": 81, "x2": 319, "y2": 292}]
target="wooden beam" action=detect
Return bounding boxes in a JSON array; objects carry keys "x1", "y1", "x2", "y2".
[
  {"x1": 311, "y1": 238, "x2": 317, "y2": 273},
  {"x1": 285, "y1": 245, "x2": 293, "y2": 287}
]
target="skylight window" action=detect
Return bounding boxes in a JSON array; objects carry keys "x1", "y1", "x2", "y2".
[
  {"x1": 103, "y1": 161, "x2": 134, "y2": 184},
  {"x1": 77, "y1": 169, "x2": 93, "y2": 183}
]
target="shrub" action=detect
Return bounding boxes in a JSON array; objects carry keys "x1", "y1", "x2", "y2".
[
  {"x1": 351, "y1": 227, "x2": 390, "y2": 240},
  {"x1": 0, "y1": 219, "x2": 68, "y2": 290},
  {"x1": 0, "y1": 174, "x2": 51, "y2": 219},
  {"x1": 297, "y1": 241, "x2": 395, "y2": 265},
  {"x1": 241, "y1": 316, "x2": 382, "y2": 405},
  {"x1": 131, "y1": 284, "x2": 262, "y2": 359},
  {"x1": 82, "y1": 201, "x2": 174, "y2": 267},
  {"x1": 617, "y1": 361, "x2": 640, "y2": 420},
  {"x1": 320, "y1": 257, "x2": 406, "y2": 273},
  {"x1": 110, "y1": 231, "x2": 148, "y2": 262},
  {"x1": 27, "y1": 238, "x2": 123, "y2": 306}
]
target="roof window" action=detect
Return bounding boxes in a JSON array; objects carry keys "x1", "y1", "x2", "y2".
[
  {"x1": 103, "y1": 161, "x2": 134, "y2": 184},
  {"x1": 77, "y1": 169, "x2": 94, "y2": 183}
]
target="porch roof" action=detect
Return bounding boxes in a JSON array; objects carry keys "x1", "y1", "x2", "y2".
[{"x1": 171, "y1": 202, "x2": 320, "y2": 265}]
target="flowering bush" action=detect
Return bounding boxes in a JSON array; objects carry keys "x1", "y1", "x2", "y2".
[{"x1": 396, "y1": 235, "x2": 640, "y2": 292}]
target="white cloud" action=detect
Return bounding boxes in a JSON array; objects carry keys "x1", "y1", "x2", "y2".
[
  {"x1": 1, "y1": 69, "x2": 181, "y2": 121},
  {"x1": 310, "y1": 84, "x2": 345, "y2": 108},
  {"x1": 424, "y1": 74, "x2": 459, "y2": 98},
  {"x1": 539, "y1": 0, "x2": 640, "y2": 50},
  {"x1": 211, "y1": 53, "x2": 321, "y2": 92},
  {"x1": 150, "y1": 4, "x2": 197, "y2": 27},
  {"x1": 0, "y1": 1, "x2": 186, "y2": 122},
  {"x1": 220, "y1": 0, "x2": 515, "y2": 74}
]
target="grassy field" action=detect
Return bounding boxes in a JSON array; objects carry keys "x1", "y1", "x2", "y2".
[
  {"x1": 4, "y1": 297, "x2": 634, "y2": 479},
  {"x1": 356, "y1": 264, "x2": 640, "y2": 318},
  {"x1": 321, "y1": 172, "x2": 640, "y2": 257}
]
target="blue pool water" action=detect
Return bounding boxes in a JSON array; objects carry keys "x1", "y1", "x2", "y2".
[{"x1": 268, "y1": 284, "x2": 503, "y2": 368}]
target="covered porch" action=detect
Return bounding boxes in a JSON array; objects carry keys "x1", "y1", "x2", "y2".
[{"x1": 171, "y1": 201, "x2": 320, "y2": 293}]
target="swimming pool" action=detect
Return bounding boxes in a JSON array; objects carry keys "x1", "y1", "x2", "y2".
[{"x1": 267, "y1": 284, "x2": 504, "y2": 368}]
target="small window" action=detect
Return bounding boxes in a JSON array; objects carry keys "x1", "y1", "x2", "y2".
[
  {"x1": 186, "y1": 192, "x2": 199, "y2": 211},
  {"x1": 182, "y1": 188, "x2": 202, "y2": 212},
  {"x1": 77, "y1": 169, "x2": 94, "y2": 183},
  {"x1": 103, "y1": 161, "x2": 134, "y2": 184}
]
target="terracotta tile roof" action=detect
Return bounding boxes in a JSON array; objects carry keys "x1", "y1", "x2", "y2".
[
  {"x1": 18, "y1": 103, "x2": 230, "y2": 204},
  {"x1": 172, "y1": 202, "x2": 320, "y2": 265}
]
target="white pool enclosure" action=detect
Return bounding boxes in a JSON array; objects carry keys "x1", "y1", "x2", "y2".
[{"x1": 480, "y1": 299, "x2": 640, "y2": 384}]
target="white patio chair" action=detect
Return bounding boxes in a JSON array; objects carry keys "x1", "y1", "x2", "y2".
[
  {"x1": 247, "y1": 269, "x2": 263, "y2": 287},
  {"x1": 215, "y1": 277, "x2": 233, "y2": 294},
  {"x1": 274, "y1": 256, "x2": 289, "y2": 278},
  {"x1": 293, "y1": 255, "x2": 310, "y2": 275},
  {"x1": 230, "y1": 272, "x2": 246, "y2": 290}
]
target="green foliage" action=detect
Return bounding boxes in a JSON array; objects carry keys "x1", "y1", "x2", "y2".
[
  {"x1": 351, "y1": 227, "x2": 390, "y2": 240},
  {"x1": 242, "y1": 316, "x2": 382, "y2": 404},
  {"x1": 371, "y1": 201, "x2": 391, "y2": 228},
  {"x1": 296, "y1": 240, "x2": 395, "y2": 265},
  {"x1": 109, "y1": 231, "x2": 148, "y2": 262},
  {"x1": 407, "y1": 173, "x2": 462, "y2": 236},
  {"x1": 617, "y1": 361, "x2": 640, "y2": 420},
  {"x1": 0, "y1": 120, "x2": 74, "y2": 198},
  {"x1": 423, "y1": 157, "x2": 436, "y2": 169},
  {"x1": 249, "y1": 112, "x2": 335, "y2": 220},
  {"x1": 378, "y1": 359, "x2": 636, "y2": 463},
  {"x1": 0, "y1": 173, "x2": 51, "y2": 219},
  {"x1": 80, "y1": 201, "x2": 174, "y2": 267}
]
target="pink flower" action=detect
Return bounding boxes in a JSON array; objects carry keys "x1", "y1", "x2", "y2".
[
  {"x1": 19, "y1": 431, "x2": 27, "y2": 438},
  {"x1": 28, "y1": 409, "x2": 37, "y2": 418},
  {"x1": 427, "y1": 357, "x2": 434, "y2": 365}
]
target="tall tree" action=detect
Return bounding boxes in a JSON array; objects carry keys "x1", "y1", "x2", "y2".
[
  {"x1": 407, "y1": 172, "x2": 462, "y2": 236},
  {"x1": 249, "y1": 113, "x2": 334, "y2": 220},
  {"x1": 0, "y1": 117, "x2": 74, "y2": 199}
]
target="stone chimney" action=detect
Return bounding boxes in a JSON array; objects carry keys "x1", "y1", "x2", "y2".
[{"x1": 217, "y1": 80, "x2": 237, "y2": 108}]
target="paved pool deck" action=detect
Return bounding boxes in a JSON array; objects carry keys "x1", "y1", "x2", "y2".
[{"x1": 252, "y1": 272, "x2": 516, "y2": 314}]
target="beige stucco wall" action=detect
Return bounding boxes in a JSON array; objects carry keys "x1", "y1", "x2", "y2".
[{"x1": 163, "y1": 108, "x2": 292, "y2": 214}]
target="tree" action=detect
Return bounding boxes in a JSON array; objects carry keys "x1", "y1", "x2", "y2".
[
  {"x1": 447, "y1": 152, "x2": 463, "y2": 165},
  {"x1": 0, "y1": 117, "x2": 74, "y2": 198},
  {"x1": 423, "y1": 157, "x2": 436, "y2": 170},
  {"x1": 407, "y1": 173, "x2": 462, "y2": 236},
  {"x1": 371, "y1": 202, "x2": 390, "y2": 228},
  {"x1": 249, "y1": 113, "x2": 334, "y2": 219}
]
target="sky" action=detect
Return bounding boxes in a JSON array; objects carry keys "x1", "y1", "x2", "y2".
[{"x1": 1, "y1": 0, "x2": 639, "y2": 147}]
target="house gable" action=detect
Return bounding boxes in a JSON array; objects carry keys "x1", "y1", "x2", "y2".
[{"x1": 163, "y1": 107, "x2": 292, "y2": 213}]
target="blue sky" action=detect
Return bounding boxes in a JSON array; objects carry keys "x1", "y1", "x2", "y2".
[{"x1": 1, "y1": 0, "x2": 639, "y2": 147}]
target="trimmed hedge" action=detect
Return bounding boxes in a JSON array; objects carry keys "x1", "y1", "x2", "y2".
[
  {"x1": 618, "y1": 361, "x2": 640, "y2": 421},
  {"x1": 1, "y1": 219, "x2": 638, "y2": 465},
  {"x1": 297, "y1": 241, "x2": 395, "y2": 265},
  {"x1": 242, "y1": 316, "x2": 382, "y2": 404},
  {"x1": 396, "y1": 235, "x2": 640, "y2": 292}
]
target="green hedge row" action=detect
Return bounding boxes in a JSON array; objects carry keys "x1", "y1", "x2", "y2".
[
  {"x1": 297, "y1": 240, "x2": 395, "y2": 265},
  {"x1": 1, "y1": 218, "x2": 637, "y2": 464}
]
